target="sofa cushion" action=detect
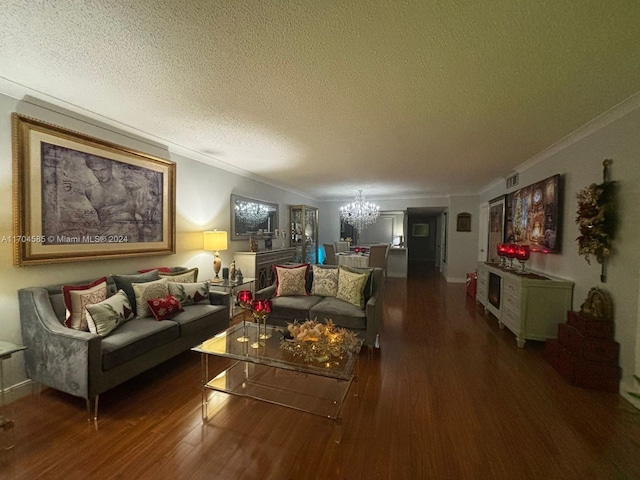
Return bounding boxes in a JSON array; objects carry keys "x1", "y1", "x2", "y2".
[
  {"x1": 147, "y1": 294, "x2": 183, "y2": 321},
  {"x1": 112, "y1": 270, "x2": 160, "y2": 316},
  {"x1": 170, "y1": 304, "x2": 227, "y2": 336},
  {"x1": 86, "y1": 290, "x2": 135, "y2": 337},
  {"x1": 274, "y1": 264, "x2": 309, "y2": 297},
  {"x1": 168, "y1": 281, "x2": 210, "y2": 306},
  {"x1": 132, "y1": 278, "x2": 170, "y2": 318},
  {"x1": 309, "y1": 297, "x2": 367, "y2": 330},
  {"x1": 339, "y1": 265, "x2": 374, "y2": 302},
  {"x1": 101, "y1": 317, "x2": 180, "y2": 371},
  {"x1": 269, "y1": 295, "x2": 322, "y2": 322},
  {"x1": 62, "y1": 277, "x2": 108, "y2": 331},
  {"x1": 311, "y1": 265, "x2": 339, "y2": 297},
  {"x1": 336, "y1": 266, "x2": 371, "y2": 308},
  {"x1": 159, "y1": 267, "x2": 199, "y2": 283}
]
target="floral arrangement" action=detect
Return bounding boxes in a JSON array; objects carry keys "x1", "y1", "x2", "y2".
[
  {"x1": 280, "y1": 319, "x2": 360, "y2": 363},
  {"x1": 575, "y1": 179, "x2": 617, "y2": 265}
]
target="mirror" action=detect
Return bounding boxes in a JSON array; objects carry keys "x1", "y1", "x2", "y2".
[{"x1": 230, "y1": 194, "x2": 279, "y2": 240}]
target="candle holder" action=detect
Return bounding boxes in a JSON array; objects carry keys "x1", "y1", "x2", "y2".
[
  {"x1": 236, "y1": 290, "x2": 252, "y2": 343},
  {"x1": 515, "y1": 245, "x2": 531, "y2": 271},
  {"x1": 496, "y1": 243, "x2": 507, "y2": 267},
  {"x1": 250, "y1": 299, "x2": 272, "y2": 348},
  {"x1": 505, "y1": 243, "x2": 518, "y2": 269}
]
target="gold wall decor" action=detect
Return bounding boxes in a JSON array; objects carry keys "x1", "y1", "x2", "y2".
[{"x1": 11, "y1": 114, "x2": 176, "y2": 266}]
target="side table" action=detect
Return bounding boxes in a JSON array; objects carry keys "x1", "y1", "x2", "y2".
[
  {"x1": 0, "y1": 340, "x2": 27, "y2": 452},
  {"x1": 209, "y1": 278, "x2": 256, "y2": 318}
]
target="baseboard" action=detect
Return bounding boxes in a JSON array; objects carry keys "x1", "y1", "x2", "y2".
[
  {"x1": 446, "y1": 277, "x2": 467, "y2": 284},
  {"x1": 621, "y1": 384, "x2": 640, "y2": 411},
  {"x1": 387, "y1": 272, "x2": 407, "y2": 278},
  {"x1": 2, "y1": 379, "x2": 34, "y2": 404}
]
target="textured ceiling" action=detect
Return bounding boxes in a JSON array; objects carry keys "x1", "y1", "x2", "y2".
[{"x1": 2, "y1": 1, "x2": 640, "y2": 201}]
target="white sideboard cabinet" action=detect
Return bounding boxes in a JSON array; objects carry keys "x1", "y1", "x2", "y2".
[
  {"x1": 476, "y1": 262, "x2": 573, "y2": 348},
  {"x1": 234, "y1": 248, "x2": 296, "y2": 291}
]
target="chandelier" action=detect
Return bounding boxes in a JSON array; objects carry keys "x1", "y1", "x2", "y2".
[
  {"x1": 235, "y1": 201, "x2": 270, "y2": 227},
  {"x1": 340, "y1": 190, "x2": 380, "y2": 231}
]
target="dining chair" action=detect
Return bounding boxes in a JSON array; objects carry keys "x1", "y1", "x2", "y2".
[
  {"x1": 335, "y1": 241, "x2": 349, "y2": 253},
  {"x1": 323, "y1": 243, "x2": 337, "y2": 265},
  {"x1": 368, "y1": 244, "x2": 390, "y2": 277}
]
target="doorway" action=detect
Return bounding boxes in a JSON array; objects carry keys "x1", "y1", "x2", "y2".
[{"x1": 406, "y1": 208, "x2": 444, "y2": 277}]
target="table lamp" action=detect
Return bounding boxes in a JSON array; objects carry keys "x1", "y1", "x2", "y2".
[{"x1": 203, "y1": 230, "x2": 228, "y2": 283}]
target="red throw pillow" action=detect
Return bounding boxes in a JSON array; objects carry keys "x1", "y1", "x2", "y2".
[
  {"x1": 147, "y1": 294, "x2": 183, "y2": 321},
  {"x1": 138, "y1": 267, "x2": 171, "y2": 273}
]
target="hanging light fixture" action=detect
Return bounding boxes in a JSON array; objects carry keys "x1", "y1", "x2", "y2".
[
  {"x1": 340, "y1": 190, "x2": 380, "y2": 231},
  {"x1": 235, "y1": 201, "x2": 270, "y2": 227}
]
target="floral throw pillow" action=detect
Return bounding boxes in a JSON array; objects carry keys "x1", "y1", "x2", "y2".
[
  {"x1": 311, "y1": 265, "x2": 339, "y2": 297},
  {"x1": 62, "y1": 277, "x2": 108, "y2": 331},
  {"x1": 336, "y1": 266, "x2": 371, "y2": 308},
  {"x1": 168, "y1": 281, "x2": 210, "y2": 306},
  {"x1": 159, "y1": 267, "x2": 199, "y2": 283},
  {"x1": 274, "y1": 264, "x2": 309, "y2": 297},
  {"x1": 86, "y1": 290, "x2": 134, "y2": 337},
  {"x1": 147, "y1": 294, "x2": 183, "y2": 321},
  {"x1": 132, "y1": 278, "x2": 170, "y2": 318}
]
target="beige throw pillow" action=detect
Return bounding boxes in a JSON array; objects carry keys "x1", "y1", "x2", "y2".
[
  {"x1": 159, "y1": 267, "x2": 199, "y2": 283},
  {"x1": 274, "y1": 264, "x2": 309, "y2": 297},
  {"x1": 311, "y1": 265, "x2": 339, "y2": 297},
  {"x1": 132, "y1": 278, "x2": 170, "y2": 318},
  {"x1": 336, "y1": 266, "x2": 371, "y2": 308},
  {"x1": 86, "y1": 290, "x2": 134, "y2": 337}
]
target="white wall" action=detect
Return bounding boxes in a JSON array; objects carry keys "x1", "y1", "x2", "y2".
[
  {"x1": 479, "y1": 94, "x2": 640, "y2": 405},
  {"x1": 446, "y1": 195, "x2": 480, "y2": 283},
  {"x1": 0, "y1": 93, "x2": 313, "y2": 395}
]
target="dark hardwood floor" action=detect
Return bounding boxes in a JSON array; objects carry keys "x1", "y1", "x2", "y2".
[{"x1": 2, "y1": 265, "x2": 640, "y2": 479}]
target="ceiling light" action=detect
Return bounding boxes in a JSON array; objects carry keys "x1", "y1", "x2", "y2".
[{"x1": 340, "y1": 190, "x2": 380, "y2": 231}]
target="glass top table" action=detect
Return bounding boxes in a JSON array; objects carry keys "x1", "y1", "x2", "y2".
[
  {"x1": 0, "y1": 340, "x2": 27, "y2": 446},
  {"x1": 192, "y1": 322, "x2": 363, "y2": 443}
]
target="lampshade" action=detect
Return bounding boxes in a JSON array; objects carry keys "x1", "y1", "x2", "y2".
[{"x1": 203, "y1": 230, "x2": 228, "y2": 252}]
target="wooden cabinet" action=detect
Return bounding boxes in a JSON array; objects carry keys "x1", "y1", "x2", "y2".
[
  {"x1": 233, "y1": 248, "x2": 296, "y2": 291},
  {"x1": 476, "y1": 262, "x2": 573, "y2": 348},
  {"x1": 290, "y1": 205, "x2": 318, "y2": 264}
]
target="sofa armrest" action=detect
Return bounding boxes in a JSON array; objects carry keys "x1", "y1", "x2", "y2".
[
  {"x1": 208, "y1": 290, "x2": 230, "y2": 307},
  {"x1": 255, "y1": 284, "x2": 276, "y2": 300},
  {"x1": 18, "y1": 288, "x2": 102, "y2": 399}
]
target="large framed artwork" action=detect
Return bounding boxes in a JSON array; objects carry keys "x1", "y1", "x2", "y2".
[
  {"x1": 12, "y1": 114, "x2": 176, "y2": 266},
  {"x1": 487, "y1": 196, "x2": 505, "y2": 263},
  {"x1": 505, "y1": 174, "x2": 561, "y2": 253}
]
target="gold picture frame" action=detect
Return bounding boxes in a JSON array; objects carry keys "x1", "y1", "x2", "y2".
[{"x1": 12, "y1": 113, "x2": 176, "y2": 266}]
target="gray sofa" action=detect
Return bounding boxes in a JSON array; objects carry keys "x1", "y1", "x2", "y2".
[
  {"x1": 255, "y1": 265, "x2": 383, "y2": 348},
  {"x1": 18, "y1": 268, "x2": 229, "y2": 420}
]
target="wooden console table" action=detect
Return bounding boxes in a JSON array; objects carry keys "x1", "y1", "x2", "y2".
[{"x1": 476, "y1": 262, "x2": 573, "y2": 348}]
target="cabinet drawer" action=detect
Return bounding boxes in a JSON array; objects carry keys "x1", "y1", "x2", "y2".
[
  {"x1": 502, "y1": 279, "x2": 520, "y2": 303},
  {"x1": 502, "y1": 307, "x2": 521, "y2": 331},
  {"x1": 503, "y1": 293, "x2": 520, "y2": 311}
]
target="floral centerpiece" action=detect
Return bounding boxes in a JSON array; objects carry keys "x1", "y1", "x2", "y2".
[{"x1": 280, "y1": 319, "x2": 360, "y2": 363}]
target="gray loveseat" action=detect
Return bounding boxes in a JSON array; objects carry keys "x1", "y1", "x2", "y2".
[
  {"x1": 255, "y1": 265, "x2": 383, "y2": 348},
  {"x1": 18, "y1": 267, "x2": 229, "y2": 420}
]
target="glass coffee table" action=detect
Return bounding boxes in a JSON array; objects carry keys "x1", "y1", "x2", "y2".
[{"x1": 192, "y1": 322, "x2": 363, "y2": 443}]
